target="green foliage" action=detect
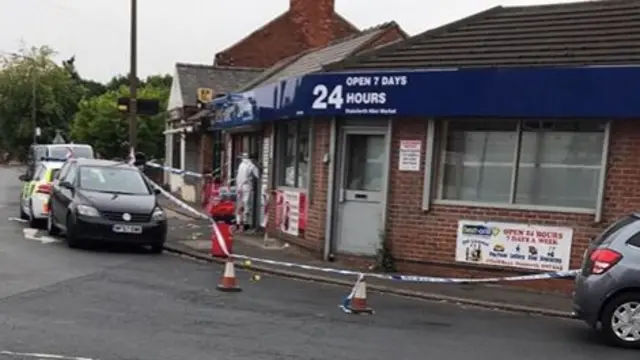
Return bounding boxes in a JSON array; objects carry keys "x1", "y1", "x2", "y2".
[
  {"x1": 0, "y1": 45, "x2": 85, "y2": 160},
  {"x1": 69, "y1": 84, "x2": 169, "y2": 160},
  {"x1": 0, "y1": 43, "x2": 172, "y2": 162}
]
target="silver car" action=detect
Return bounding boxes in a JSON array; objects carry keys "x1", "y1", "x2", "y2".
[
  {"x1": 573, "y1": 213, "x2": 640, "y2": 348},
  {"x1": 19, "y1": 161, "x2": 64, "y2": 228}
]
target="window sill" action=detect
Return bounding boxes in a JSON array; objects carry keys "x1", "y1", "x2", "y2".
[{"x1": 431, "y1": 199, "x2": 595, "y2": 215}]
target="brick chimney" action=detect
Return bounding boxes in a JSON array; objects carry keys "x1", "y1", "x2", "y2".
[{"x1": 289, "y1": 0, "x2": 336, "y2": 48}]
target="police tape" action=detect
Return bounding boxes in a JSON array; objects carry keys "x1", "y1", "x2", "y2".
[
  {"x1": 145, "y1": 161, "x2": 206, "y2": 178},
  {"x1": 147, "y1": 176, "x2": 580, "y2": 284}
]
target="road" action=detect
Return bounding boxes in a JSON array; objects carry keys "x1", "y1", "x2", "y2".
[{"x1": 0, "y1": 165, "x2": 637, "y2": 360}]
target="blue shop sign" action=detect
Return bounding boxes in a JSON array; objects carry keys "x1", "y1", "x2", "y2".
[{"x1": 212, "y1": 66, "x2": 640, "y2": 129}]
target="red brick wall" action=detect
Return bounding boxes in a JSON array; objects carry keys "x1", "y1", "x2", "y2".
[
  {"x1": 380, "y1": 118, "x2": 640, "y2": 293},
  {"x1": 304, "y1": 120, "x2": 332, "y2": 249},
  {"x1": 261, "y1": 117, "x2": 640, "y2": 293},
  {"x1": 265, "y1": 119, "x2": 331, "y2": 255},
  {"x1": 214, "y1": 1, "x2": 358, "y2": 68}
]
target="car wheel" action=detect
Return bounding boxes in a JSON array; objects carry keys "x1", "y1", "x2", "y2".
[
  {"x1": 65, "y1": 212, "x2": 81, "y2": 249},
  {"x1": 19, "y1": 197, "x2": 28, "y2": 220},
  {"x1": 28, "y1": 200, "x2": 41, "y2": 229},
  {"x1": 600, "y1": 292, "x2": 640, "y2": 348},
  {"x1": 47, "y1": 206, "x2": 60, "y2": 236}
]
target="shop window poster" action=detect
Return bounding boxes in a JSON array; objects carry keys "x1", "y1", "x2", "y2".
[
  {"x1": 274, "y1": 189, "x2": 307, "y2": 237},
  {"x1": 455, "y1": 220, "x2": 574, "y2": 272}
]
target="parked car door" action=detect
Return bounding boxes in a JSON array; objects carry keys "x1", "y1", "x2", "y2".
[
  {"x1": 22, "y1": 164, "x2": 44, "y2": 207},
  {"x1": 52, "y1": 163, "x2": 77, "y2": 225}
]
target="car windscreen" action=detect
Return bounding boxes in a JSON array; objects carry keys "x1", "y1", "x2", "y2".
[
  {"x1": 77, "y1": 166, "x2": 151, "y2": 195},
  {"x1": 49, "y1": 146, "x2": 94, "y2": 160}
]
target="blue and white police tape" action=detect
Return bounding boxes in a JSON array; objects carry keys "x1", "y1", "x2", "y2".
[
  {"x1": 230, "y1": 254, "x2": 579, "y2": 283},
  {"x1": 148, "y1": 176, "x2": 580, "y2": 284},
  {"x1": 146, "y1": 176, "x2": 233, "y2": 256},
  {"x1": 145, "y1": 161, "x2": 216, "y2": 178}
]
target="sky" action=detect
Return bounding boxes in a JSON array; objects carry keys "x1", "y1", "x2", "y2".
[{"x1": 0, "y1": 0, "x2": 579, "y2": 83}]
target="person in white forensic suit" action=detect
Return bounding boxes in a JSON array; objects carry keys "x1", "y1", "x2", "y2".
[{"x1": 235, "y1": 152, "x2": 260, "y2": 230}]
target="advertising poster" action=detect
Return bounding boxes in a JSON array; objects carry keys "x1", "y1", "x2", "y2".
[
  {"x1": 280, "y1": 190, "x2": 301, "y2": 236},
  {"x1": 273, "y1": 189, "x2": 307, "y2": 236},
  {"x1": 259, "y1": 136, "x2": 270, "y2": 228},
  {"x1": 398, "y1": 140, "x2": 421, "y2": 171},
  {"x1": 455, "y1": 220, "x2": 574, "y2": 272}
]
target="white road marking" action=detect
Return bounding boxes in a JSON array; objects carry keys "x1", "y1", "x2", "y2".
[
  {"x1": 0, "y1": 350, "x2": 95, "y2": 360},
  {"x1": 8, "y1": 217, "x2": 28, "y2": 223},
  {"x1": 23, "y1": 228, "x2": 60, "y2": 244}
]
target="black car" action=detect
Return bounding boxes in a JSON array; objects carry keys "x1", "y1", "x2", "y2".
[{"x1": 46, "y1": 158, "x2": 167, "y2": 252}]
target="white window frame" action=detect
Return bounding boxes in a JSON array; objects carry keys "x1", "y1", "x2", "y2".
[
  {"x1": 275, "y1": 121, "x2": 312, "y2": 191},
  {"x1": 421, "y1": 119, "x2": 610, "y2": 217}
]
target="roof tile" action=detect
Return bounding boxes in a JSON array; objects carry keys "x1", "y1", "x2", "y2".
[
  {"x1": 175, "y1": 63, "x2": 263, "y2": 105},
  {"x1": 333, "y1": 0, "x2": 640, "y2": 70},
  {"x1": 241, "y1": 22, "x2": 402, "y2": 90}
]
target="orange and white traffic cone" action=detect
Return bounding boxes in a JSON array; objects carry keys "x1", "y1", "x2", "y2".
[
  {"x1": 342, "y1": 276, "x2": 374, "y2": 315},
  {"x1": 216, "y1": 259, "x2": 242, "y2": 292}
]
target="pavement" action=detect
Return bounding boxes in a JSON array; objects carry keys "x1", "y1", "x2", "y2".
[
  {"x1": 158, "y1": 197, "x2": 576, "y2": 318},
  {"x1": 0, "y1": 165, "x2": 637, "y2": 359}
]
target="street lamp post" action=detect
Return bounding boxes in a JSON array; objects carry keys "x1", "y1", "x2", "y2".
[
  {"x1": 128, "y1": 0, "x2": 138, "y2": 154},
  {"x1": 31, "y1": 67, "x2": 37, "y2": 144}
]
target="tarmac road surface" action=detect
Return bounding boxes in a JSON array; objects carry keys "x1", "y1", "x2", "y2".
[{"x1": 0, "y1": 165, "x2": 637, "y2": 360}]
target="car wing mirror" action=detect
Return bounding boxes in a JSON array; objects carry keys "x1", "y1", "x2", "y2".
[
  {"x1": 60, "y1": 181, "x2": 74, "y2": 190},
  {"x1": 153, "y1": 188, "x2": 161, "y2": 195},
  {"x1": 18, "y1": 174, "x2": 30, "y2": 182}
]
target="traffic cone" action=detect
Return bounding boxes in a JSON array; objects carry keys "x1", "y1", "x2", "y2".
[
  {"x1": 346, "y1": 278, "x2": 374, "y2": 315},
  {"x1": 216, "y1": 259, "x2": 242, "y2": 292}
]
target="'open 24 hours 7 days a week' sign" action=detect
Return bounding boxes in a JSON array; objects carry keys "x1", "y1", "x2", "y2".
[
  {"x1": 455, "y1": 220, "x2": 574, "y2": 272},
  {"x1": 310, "y1": 74, "x2": 408, "y2": 115}
]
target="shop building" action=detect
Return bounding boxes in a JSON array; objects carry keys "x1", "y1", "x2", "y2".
[
  {"x1": 165, "y1": 63, "x2": 261, "y2": 202},
  {"x1": 163, "y1": 0, "x2": 362, "y2": 203},
  {"x1": 212, "y1": 22, "x2": 406, "y2": 231},
  {"x1": 214, "y1": 0, "x2": 640, "y2": 292}
]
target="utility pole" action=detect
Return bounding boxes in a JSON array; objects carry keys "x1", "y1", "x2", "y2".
[
  {"x1": 31, "y1": 67, "x2": 37, "y2": 144},
  {"x1": 128, "y1": 0, "x2": 138, "y2": 154}
]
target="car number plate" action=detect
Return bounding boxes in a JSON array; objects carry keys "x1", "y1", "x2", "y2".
[{"x1": 113, "y1": 224, "x2": 143, "y2": 234}]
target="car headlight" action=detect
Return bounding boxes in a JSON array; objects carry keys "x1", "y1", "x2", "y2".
[
  {"x1": 151, "y1": 207, "x2": 165, "y2": 221},
  {"x1": 77, "y1": 204, "x2": 100, "y2": 217}
]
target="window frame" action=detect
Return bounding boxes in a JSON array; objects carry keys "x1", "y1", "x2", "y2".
[
  {"x1": 426, "y1": 119, "x2": 610, "y2": 215},
  {"x1": 275, "y1": 121, "x2": 311, "y2": 190},
  {"x1": 61, "y1": 164, "x2": 78, "y2": 185}
]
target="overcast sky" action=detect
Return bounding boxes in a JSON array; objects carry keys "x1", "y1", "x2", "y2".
[{"x1": 0, "y1": 0, "x2": 577, "y2": 83}]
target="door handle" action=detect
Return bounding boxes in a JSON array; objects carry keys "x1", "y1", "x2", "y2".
[{"x1": 354, "y1": 193, "x2": 368, "y2": 200}]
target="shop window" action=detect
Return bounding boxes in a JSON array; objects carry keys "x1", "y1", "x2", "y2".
[
  {"x1": 437, "y1": 120, "x2": 606, "y2": 210},
  {"x1": 277, "y1": 122, "x2": 310, "y2": 188}
]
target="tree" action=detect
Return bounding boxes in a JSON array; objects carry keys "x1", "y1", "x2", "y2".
[
  {"x1": 0, "y1": 45, "x2": 85, "y2": 160},
  {"x1": 69, "y1": 83, "x2": 169, "y2": 160},
  {"x1": 104, "y1": 73, "x2": 172, "y2": 91},
  {"x1": 62, "y1": 55, "x2": 106, "y2": 99}
]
